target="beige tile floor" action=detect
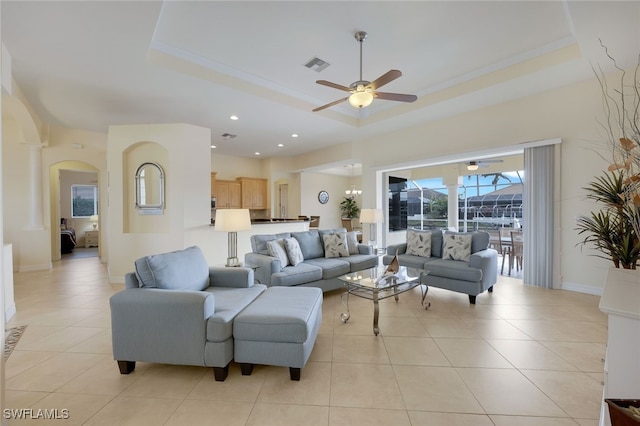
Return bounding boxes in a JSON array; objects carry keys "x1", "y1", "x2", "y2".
[{"x1": 5, "y1": 256, "x2": 607, "y2": 425}]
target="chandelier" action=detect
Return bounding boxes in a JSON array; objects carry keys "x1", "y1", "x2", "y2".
[{"x1": 345, "y1": 184, "x2": 362, "y2": 198}]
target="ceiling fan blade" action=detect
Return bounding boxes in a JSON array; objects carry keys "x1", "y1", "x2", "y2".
[
  {"x1": 375, "y1": 91, "x2": 417, "y2": 103},
  {"x1": 370, "y1": 70, "x2": 402, "y2": 90},
  {"x1": 312, "y1": 97, "x2": 349, "y2": 112},
  {"x1": 316, "y1": 80, "x2": 351, "y2": 92}
]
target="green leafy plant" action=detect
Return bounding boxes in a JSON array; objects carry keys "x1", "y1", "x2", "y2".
[
  {"x1": 339, "y1": 197, "x2": 360, "y2": 219},
  {"x1": 576, "y1": 172, "x2": 640, "y2": 269}
]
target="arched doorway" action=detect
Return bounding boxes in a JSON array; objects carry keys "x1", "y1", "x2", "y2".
[{"x1": 50, "y1": 161, "x2": 100, "y2": 261}]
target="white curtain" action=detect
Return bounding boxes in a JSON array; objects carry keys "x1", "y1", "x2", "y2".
[{"x1": 523, "y1": 145, "x2": 555, "y2": 288}]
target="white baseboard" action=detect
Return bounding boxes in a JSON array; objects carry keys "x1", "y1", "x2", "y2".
[
  {"x1": 560, "y1": 281, "x2": 603, "y2": 296},
  {"x1": 4, "y1": 303, "x2": 16, "y2": 322},
  {"x1": 19, "y1": 262, "x2": 52, "y2": 272}
]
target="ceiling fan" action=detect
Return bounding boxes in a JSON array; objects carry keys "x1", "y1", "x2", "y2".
[
  {"x1": 466, "y1": 159, "x2": 503, "y2": 171},
  {"x1": 312, "y1": 31, "x2": 417, "y2": 112}
]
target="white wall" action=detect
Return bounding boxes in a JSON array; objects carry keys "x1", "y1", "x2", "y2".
[{"x1": 107, "y1": 123, "x2": 211, "y2": 282}]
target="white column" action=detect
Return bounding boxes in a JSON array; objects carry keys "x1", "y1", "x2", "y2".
[
  {"x1": 26, "y1": 144, "x2": 44, "y2": 230},
  {"x1": 446, "y1": 184, "x2": 459, "y2": 231}
]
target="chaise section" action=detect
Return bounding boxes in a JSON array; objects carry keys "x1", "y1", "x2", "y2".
[{"x1": 233, "y1": 286, "x2": 323, "y2": 381}]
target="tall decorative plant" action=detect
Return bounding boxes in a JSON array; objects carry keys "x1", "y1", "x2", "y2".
[
  {"x1": 576, "y1": 44, "x2": 640, "y2": 269},
  {"x1": 340, "y1": 197, "x2": 360, "y2": 219}
]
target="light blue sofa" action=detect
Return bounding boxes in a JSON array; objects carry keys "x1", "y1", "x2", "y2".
[
  {"x1": 383, "y1": 230, "x2": 498, "y2": 304},
  {"x1": 244, "y1": 228, "x2": 379, "y2": 292},
  {"x1": 110, "y1": 246, "x2": 266, "y2": 381}
]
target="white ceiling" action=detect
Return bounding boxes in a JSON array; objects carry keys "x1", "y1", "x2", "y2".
[{"x1": 2, "y1": 1, "x2": 640, "y2": 163}]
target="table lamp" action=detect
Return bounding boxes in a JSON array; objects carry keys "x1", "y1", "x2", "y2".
[
  {"x1": 359, "y1": 208, "x2": 384, "y2": 248},
  {"x1": 215, "y1": 209, "x2": 251, "y2": 267},
  {"x1": 90, "y1": 215, "x2": 99, "y2": 230}
]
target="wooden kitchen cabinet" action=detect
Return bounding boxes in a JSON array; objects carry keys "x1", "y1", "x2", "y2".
[
  {"x1": 215, "y1": 180, "x2": 241, "y2": 208},
  {"x1": 238, "y1": 177, "x2": 267, "y2": 209},
  {"x1": 210, "y1": 172, "x2": 216, "y2": 198}
]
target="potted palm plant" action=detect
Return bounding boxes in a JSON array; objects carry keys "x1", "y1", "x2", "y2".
[
  {"x1": 576, "y1": 171, "x2": 640, "y2": 269},
  {"x1": 577, "y1": 45, "x2": 640, "y2": 270},
  {"x1": 340, "y1": 197, "x2": 360, "y2": 220}
]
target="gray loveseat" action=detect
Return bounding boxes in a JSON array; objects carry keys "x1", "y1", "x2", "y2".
[
  {"x1": 244, "y1": 228, "x2": 378, "y2": 292},
  {"x1": 383, "y1": 230, "x2": 498, "y2": 304},
  {"x1": 110, "y1": 246, "x2": 266, "y2": 381}
]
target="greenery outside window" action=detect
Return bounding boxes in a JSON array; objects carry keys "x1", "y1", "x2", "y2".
[{"x1": 71, "y1": 185, "x2": 98, "y2": 217}]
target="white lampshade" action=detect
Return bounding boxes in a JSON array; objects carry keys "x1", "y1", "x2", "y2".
[
  {"x1": 359, "y1": 208, "x2": 384, "y2": 224},
  {"x1": 215, "y1": 209, "x2": 251, "y2": 267},
  {"x1": 90, "y1": 215, "x2": 99, "y2": 222},
  {"x1": 348, "y1": 90, "x2": 374, "y2": 108},
  {"x1": 214, "y1": 209, "x2": 251, "y2": 232}
]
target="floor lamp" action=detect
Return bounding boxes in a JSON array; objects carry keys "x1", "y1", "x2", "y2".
[
  {"x1": 215, "y1": 209, "x2": 251, "y2": 267},
  {"x1": 359, "y1": 208, "x2": 384, "y2": 251}
]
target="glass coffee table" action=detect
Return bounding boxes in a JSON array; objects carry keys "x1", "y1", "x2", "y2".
[{"x1": 338, "y1": 265, "x2": 430, "y2": 336}]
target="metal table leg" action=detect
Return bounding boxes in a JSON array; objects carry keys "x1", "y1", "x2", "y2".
[
  {"x1": 340, "y1": 287, "x2": 351, "y2": 322},
  {"x1": 372, "y1": 289, "x2": 380, "y2": 336}
]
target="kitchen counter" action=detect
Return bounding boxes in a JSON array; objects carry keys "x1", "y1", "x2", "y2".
[{"x1": 211, "y1": 218, "x2": 308, "y2": 226}]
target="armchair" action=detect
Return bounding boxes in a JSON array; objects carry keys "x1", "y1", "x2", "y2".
[{"x1": 110, "y1": 246, "x2": 266, "y2": 381}]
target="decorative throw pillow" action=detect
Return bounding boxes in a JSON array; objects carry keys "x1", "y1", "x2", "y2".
[
  {"x1": 323, "y1": 233, "x2": 350, "y2": 258},
  {"x1": 406, "y1": 230, "x2": 431, "y2": 257},
  {"x1": 442, "y1": 232, "x2": 473, "y2": 262},
  {"x1": 266, "y1": 239, "x2": 289, "y2": 270},
  {"x1": 345, "y1": 231, "x2": 360, "y2": 255},
  {"x1": 283, "y1": 237, "x2": 304, "y2": 266}
]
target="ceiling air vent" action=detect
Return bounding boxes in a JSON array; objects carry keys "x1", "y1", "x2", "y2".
[
  {"x1": 304, "y1": 57, "x2": 330, "y2": 72},
  {"x1": 221, "y1": 133, "x2": 237, "y2": 140}
]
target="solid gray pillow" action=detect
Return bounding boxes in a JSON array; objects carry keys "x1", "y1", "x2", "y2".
[
  {"x1": 134, "y1": 246, "x2": 209, "y2": 291},
  {"x1": 291, "y1": 230, "x2": 324, "y2": 259},
  {"x1": 346, "y1": 231, "x2": 360, "y2": 255}
]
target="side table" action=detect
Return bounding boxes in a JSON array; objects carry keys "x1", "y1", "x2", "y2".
[{"x1": 85, "y1": 230, "x2": 99, "y2": 248}]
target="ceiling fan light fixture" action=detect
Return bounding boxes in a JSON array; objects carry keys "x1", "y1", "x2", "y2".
[
  {"x1": 349, "y1": 90, "x2": 374, "y2": 108},
  {"x1": 467, "y1": 162, "x2": 479, "y2": 171}
]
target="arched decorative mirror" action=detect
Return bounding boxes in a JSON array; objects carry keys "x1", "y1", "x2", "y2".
[{"x1": 135, "y1": 162, "x2": 165, "y2": 214}]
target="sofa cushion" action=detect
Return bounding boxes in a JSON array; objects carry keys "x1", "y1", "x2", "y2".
[
  {"x1": 251, "y1": 233, "x2": 292, "y2": 255},
  {"x1": 393, "y1": 254, "x2": 431, "y2": 270},
  {"x1": 303, "y1": 258, "x2": 351, "y2": 279},
  {"x1": 267, "y1": 239, "x2": 289, "y2": 269},
  {"x1": 134, "y1": 245, "x2": 209, "y2": 291},
  {"x1": 284, "y1": 237, "x2": 305, "y2": 266},
  {"x1": 271, "y1": 263, "x2": 323, "y2": 287},
  {"x1": 342, "y1": 254, "x2": 379, "y2": 272},
  {"x1": 323, "y1": 233, "x2": 350, "y2": 258},
  {"x1": 406, "y1": 230, "x2": 432, "y2": 257},
  {"x1": 291, "y1": 230, "x2": 324, "y2": 259},
  {"x1": 346, "y1": 231, "x2": 360, "y2": 255},
  {"x1": 444, "y1": 231, "x2": 490, "y2": 254},
  {"x1": 425, "y1": 258, "x2": 483, "y2": 282},
  {"x1": 442, "y1": 232, "x2": 473, "y2": 261}
]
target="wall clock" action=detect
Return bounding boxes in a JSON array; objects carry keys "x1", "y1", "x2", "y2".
[{"x1": 318, "y1": 190, "x2": 329, "y2": 204}]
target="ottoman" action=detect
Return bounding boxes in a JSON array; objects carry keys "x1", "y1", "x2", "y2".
[{"x1": 233, "y1": 286, "x2": 322, "y2": 381}]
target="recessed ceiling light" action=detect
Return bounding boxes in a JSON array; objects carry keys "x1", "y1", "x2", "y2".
[
  {"x1": 278, "y1": 144, "x2": 284, "y2": 147},
  {"x1": 255, "y1": 152, "x2": 260, "y2": 156},
  {"x1": 230, "y1": 115, "x2": 239, "y2": 120},
  {"x1": 291, "y1": 134, "x2": 299, "y2": 138},
  {"x1": 211, "y1": 145, "x2": 216, "y2": 149}
]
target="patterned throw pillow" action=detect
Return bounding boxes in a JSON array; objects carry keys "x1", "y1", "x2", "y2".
[
  {"x1": 442, "y1": 232, "x2": 473, "y2": 262},
  {"x1": 283, "y1": 237, "x2": 304, "y2": 266},
  {"x1": 323, "y1": 233, "x2": 350, "y2": 258},
  {"x1": 345, "y1": 231, "x2": 360, "y2": 255},
  {"x1": 266, "y1": 239, "x2": 289, "y2": 270},
  {"x1": 406, "y1": 230, "x2": 431, "y2": 257}
]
